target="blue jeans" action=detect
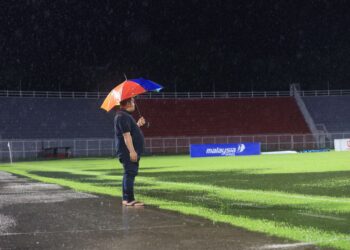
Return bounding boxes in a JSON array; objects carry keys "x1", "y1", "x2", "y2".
[{"x1": 119, "y1": 157, "x2": 139, "y2": 202}]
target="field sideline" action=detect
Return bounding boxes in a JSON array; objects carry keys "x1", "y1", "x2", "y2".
[{"x1": 1, "y1": 151, "x2": 350, "y2": 249}]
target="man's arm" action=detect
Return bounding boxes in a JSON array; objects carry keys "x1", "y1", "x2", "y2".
[{"x1": 123, "y1": 132, "x2": 138, "y2": 162}]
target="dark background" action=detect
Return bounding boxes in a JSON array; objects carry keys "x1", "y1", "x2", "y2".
[{"x1": 1, "y1": 0, "x2": 350, "y2": 92}]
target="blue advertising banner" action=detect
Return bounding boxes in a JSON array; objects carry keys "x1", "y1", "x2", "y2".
[{"x1": 190, "y1": 143, "x2": 261, "y2": 158}]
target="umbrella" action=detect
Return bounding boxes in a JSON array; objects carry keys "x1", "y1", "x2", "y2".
[{"x1": 100, "y1": 78, "x2": 163, "y2": 112}]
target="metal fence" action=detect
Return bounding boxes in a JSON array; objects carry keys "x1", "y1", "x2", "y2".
[
  {"x1": 1, "y1": 132, "x2": 349, "y2": 163},
  {"x1": 1, "y1": 89, "x2": 350, "y2": 100}
]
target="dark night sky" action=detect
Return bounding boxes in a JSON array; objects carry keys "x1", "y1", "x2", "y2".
[{"x1": 1, "y1": 0, "x2": 350, "y2": 92}]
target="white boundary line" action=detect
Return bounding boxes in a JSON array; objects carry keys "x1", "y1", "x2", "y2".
[
  {"x1": 0, "y1": 224, "x2": 186, "y2": 236},
  {"x1": 258, "y1": 242, "x2": 315, "y2": 249},
  {"x1": 298, "y1": 212, "x2": 347, "y2": 221},
  {"x1": 259, "y1": 236, "x2": 350, "y2": 250}
]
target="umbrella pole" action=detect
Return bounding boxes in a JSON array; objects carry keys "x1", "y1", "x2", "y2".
[
  {"x1": 134, "y1": 101, "x2": 142, "y2": 118},
  {"x1": 134, "y1": 101, "x2": 150, "y2": 128}
]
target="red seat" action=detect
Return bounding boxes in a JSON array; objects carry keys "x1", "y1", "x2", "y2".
[{"x1": 136, "y1": 97, "x2": 310, "y2": 137}]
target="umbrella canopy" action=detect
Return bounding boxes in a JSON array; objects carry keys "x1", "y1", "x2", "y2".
[{"x1": 100, "y1": 78, "x2": 163, "y2": 112}]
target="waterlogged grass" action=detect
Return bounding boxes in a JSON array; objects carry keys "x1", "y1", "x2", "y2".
[{"x1": 1, "y1": 152, "x2": 350, "y2": 249}]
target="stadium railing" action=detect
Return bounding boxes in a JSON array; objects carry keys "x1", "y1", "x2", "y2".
[
  {"x1": 300, "y1": 89, "x2": 350, "y2": 96},
  {"x1": 1, "y1": 132, "x2": 349, "y2": 162},
  {"x1": 1, "y1": 89, "x2": 349, "y2": 99}
]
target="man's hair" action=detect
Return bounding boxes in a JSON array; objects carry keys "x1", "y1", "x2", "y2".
[{"x1": 120, "y1": 98, "x2": 132, "y2": 107}]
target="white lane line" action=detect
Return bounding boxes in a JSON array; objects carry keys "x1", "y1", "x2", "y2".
[
  {"x1": 298, "y1": 212, "x2": 347, "y2": 221},
  {"x1": 2, "y1": 182, "x2": 63, "y2": 190},
  {"x1": 0, "y1": 224, "x2": 186, "y2": 236},
  {"x1": 259, "y1": 236, "x2": 350, "y2": 249},
  {"x1": 0, "y1": 190, "x2": 98, "y2": 209},
  {"x1": 258, "y1": 242, "x2": 315, "y2": 249}
]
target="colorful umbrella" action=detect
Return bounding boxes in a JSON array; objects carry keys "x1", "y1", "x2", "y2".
[{"x1": 100, "y1": 78, "x2": 163, "y2": 112}]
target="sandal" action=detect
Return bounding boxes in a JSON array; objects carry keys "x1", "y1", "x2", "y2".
[{"x1": 123, "y1": 200, "x2": 144, "y2": 206}]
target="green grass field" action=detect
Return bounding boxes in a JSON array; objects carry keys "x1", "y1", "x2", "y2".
[{"x1": 1, "y1": 151, "x2": 350, "y2": 249}]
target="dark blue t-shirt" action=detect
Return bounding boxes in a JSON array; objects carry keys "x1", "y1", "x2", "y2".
[{"x1": 114, "y1": 109, "x2": 144, "y2": 158}]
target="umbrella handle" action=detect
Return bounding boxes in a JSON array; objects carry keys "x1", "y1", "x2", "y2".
[{"x1": 135, "y1": 102, "x2": 150, "y2": 128}]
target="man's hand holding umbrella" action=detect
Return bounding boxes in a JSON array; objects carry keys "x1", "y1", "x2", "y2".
[{"x1": 136, "y1": 116, "x2": 146, "y2": 127}]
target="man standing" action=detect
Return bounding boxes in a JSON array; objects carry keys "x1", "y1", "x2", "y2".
[{"x1": 114, "y1": 97, "x2": 145, "y2": 206}]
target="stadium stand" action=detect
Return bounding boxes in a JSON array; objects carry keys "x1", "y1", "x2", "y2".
[
  {"x1": 0, "y1": 96, "x2": 309, "y2": 139},
  {"x1": 302, "y1": 96, "x2": 350, "y2": 132},
  {"x1": 137, "y1": 97, "x2": 310, "y2": 137},
  {"x1": 0, "y1": 97, "x2": 114, "y2": 139}
]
